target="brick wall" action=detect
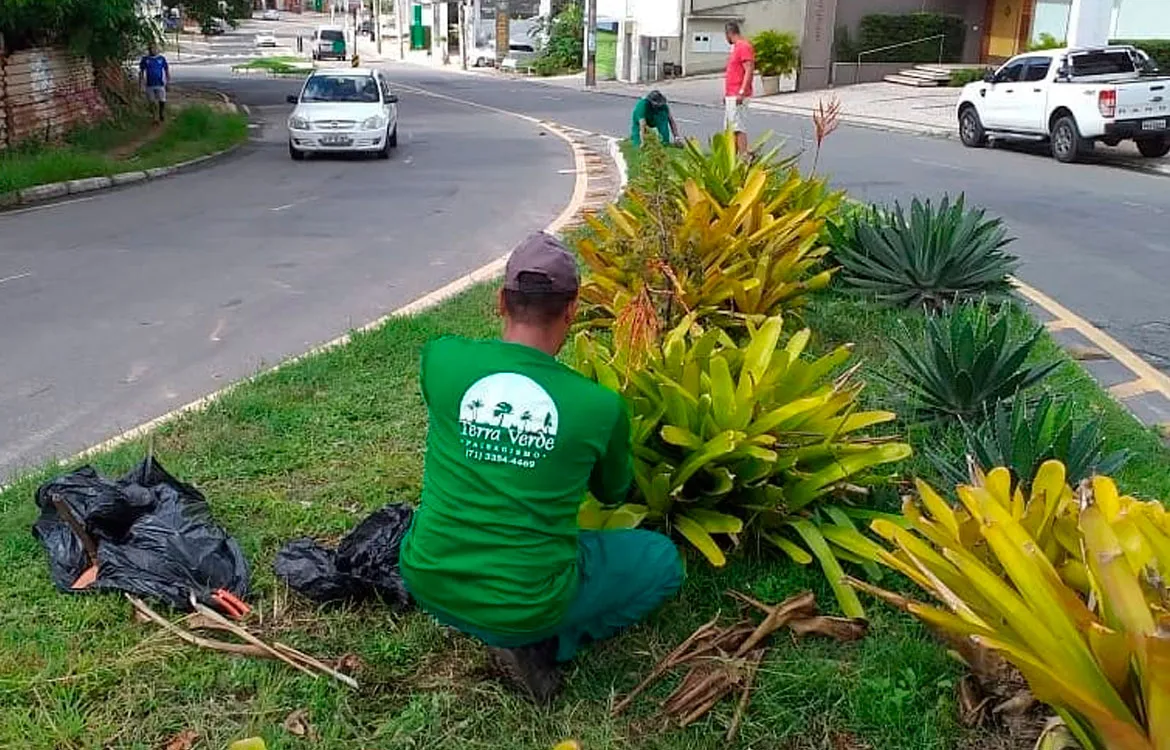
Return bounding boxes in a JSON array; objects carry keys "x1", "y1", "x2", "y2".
[{"x1": 0, "y1": 47, "x2": 107, "y2": 149}]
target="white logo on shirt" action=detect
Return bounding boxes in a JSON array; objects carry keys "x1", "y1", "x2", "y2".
[{"x1": 458, "y1": 373, "x2": 558, "y2": 468}]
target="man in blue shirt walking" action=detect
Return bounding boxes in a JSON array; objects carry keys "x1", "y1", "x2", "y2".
[{"x1": 139, "y1": 44, "x2": 170, "y2": 123}]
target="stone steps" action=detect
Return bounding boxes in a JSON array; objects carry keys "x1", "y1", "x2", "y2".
[{"x1": 883, "y1": 64, "x2": 953, "y2": 88}]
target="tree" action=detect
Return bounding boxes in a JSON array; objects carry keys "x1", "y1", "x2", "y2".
[
  {"x1": 494, "y1": 402, "x2": 514, "y2": 426},
  {"x1": 520, "y1": 410, "x2": 533, "y2": 433},
  {"x1": 467, "y1": 398, "x2": 484, "y2": 422},
  {"x1": 532, "y1": 2, "x2": 582, "y2": 74},
  {"x1": 0, "y1": 0, "x2": 157, "y2": 61},
  {"x1": 542, "y1": 412, "x2": 554, "y2": 434}
]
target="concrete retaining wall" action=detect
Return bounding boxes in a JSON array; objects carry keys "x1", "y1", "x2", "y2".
[{"x1": 830, "y1": 61, "x2": 907, "y2": 85}]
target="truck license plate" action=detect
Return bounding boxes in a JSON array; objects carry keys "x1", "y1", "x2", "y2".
[
  {"x1": 321, "y1": 135, "x2": 352, "y2": 146},
  {"x1": 1142, "y1": 119, "x2": 1167, "y2": 131}
]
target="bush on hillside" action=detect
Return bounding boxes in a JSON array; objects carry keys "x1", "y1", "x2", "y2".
[{"x1": 0, "y1": 0, "x2": 156, "y2": 60}]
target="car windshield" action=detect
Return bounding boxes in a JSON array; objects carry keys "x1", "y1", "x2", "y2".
[
  {"x1": 320, "y1": 30, "x2": 344, "y2": 42},
  {"x1": 301, "y1": 75, "x2": 380, "y2": 103}
]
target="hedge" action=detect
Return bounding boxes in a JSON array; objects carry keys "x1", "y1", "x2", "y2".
[
  {"x1": 1112, "y1": 39, "x2": 1170, "y2": 70},
  {"x1": 852, "y1": 12, "x2": 966, "y2": 64}
]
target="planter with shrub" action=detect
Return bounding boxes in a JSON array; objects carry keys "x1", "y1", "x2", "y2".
[{"x1": 751, "y1": 30, "x2": 799, "y2": 94}]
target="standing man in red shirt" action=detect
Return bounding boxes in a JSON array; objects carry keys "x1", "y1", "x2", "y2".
[{"x1": 722, "y1": 21, "x2": 755, "y2": 157}]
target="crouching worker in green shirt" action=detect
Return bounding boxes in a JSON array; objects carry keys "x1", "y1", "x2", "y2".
[
  {"x1": 399, "y1": 232, "x2": 684, "y2": 704},
  {"x1": 631, "y1": 90, "x2": 680, "y2": 147}
]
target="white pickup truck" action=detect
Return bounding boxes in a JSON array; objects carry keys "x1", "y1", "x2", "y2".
[{"x1": 957, "y1": 45, "x2": 1170, "y2": 163}]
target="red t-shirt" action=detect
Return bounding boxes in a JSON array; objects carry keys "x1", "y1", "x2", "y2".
[{"x1": 724, "y1": 38, "x2": 755, "y2": 97}]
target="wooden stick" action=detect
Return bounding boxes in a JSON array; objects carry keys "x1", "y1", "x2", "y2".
[
  {"x1": 726, "y1": 650, "x2": 763, "y2": 742},
  {"x1": 678, "y1": 681, "x2": 734, "y2": 727},
  {"x1": 663, "y1": 668, "x2": 722, "y2": 714},
  {"x1": 735, "y1": 592, "x2": 816, "y2": 656},
  {"x1": 612, "y1": 615, "x2": 720, "y2": 715},
  {"x1": 273, "y1": 642, "x2": 359, "y2": 689},
  {"x1": 127, "y1": 595, "x2": 270, "y2": 658},
  {"x1": 51, "y1": 492, "x2": 99, "y2": 565},
  {"x1": 188, "y1": 594, "x2": 319, "y2": 680}
]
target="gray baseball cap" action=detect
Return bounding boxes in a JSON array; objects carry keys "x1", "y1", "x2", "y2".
[{"x1": 503, "y1": 232, "x2": 579, "y2": 295}]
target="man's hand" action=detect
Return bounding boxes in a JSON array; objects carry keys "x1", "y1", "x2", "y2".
[{"x1": 736, "y1": 93, "x2": 745, "y2": 105}]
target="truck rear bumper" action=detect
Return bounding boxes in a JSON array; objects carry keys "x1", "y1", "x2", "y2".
[{"x1": 1104, "y1": 117, "x2": 1169, "y2": 139}]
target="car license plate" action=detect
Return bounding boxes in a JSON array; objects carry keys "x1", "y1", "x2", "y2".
[
  {"x1": 1142, "y1": 119, "x2": 1167, "y2": 131},
  {"x1": 321, "y1": 135, "x2": 352, "y2": 146}
]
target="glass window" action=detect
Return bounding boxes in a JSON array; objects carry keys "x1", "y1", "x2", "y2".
[
  {"x1": 997, "y1": 61, "x2": 1025, "y2": 82},
  {"x1": 1024, "y1": 59, "x2": 1051, "y2": 81},
  {"x1": 320, "y1": 29, "x2": 345, "y2": 42},
  {"x1": 301, "y1": 75, "x2": 380, "y2": 103},
  {"x1": 1070, "y1": 51, "x2": 1136, "y2": 77}
]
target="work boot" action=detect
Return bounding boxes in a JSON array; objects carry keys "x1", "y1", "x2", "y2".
[{"x1": 488, "y1": 638, "x2": 562, "y2": 705}]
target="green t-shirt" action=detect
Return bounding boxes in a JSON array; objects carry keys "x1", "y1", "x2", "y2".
[
  {"x1": 630, "y1": 97, "x2": 671, "y2": 146},
  {"x1": 400, "y1": 336, "x2": 633, "y2": 636}
]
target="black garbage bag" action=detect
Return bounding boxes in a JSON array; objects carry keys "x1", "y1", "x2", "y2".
[
  {"x1": 274, "y1": 502, "x2": 413, "y2": 609},
  {"x1": 32, "y1": 457, "x2": 250, "y2": 611}
]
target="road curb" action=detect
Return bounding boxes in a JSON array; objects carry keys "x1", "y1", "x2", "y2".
[{"x1": 3, "y1": 142, "x2": 245, "y2": 212}]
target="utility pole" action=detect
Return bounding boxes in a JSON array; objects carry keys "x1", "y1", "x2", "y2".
[
  {"x1": 398, "y1": 0, "x2": 407, "y2": 58},
  {"x1": 584, "y1": 0, "x2": 596, "y2": 87},
  {"x1": 375, "y1": 0, "x2": 382, "y2": 53},
  {"x1": 459, "y1": 0, "x2": 468, "y2": 70}
]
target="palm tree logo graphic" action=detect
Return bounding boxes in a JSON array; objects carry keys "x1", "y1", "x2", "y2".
[{"x1": 459, "y1": 373, "x2": 560, "y2": 459}]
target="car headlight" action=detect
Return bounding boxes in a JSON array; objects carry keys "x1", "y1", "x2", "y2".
[
  {"x1": 361, "y1": 115, "x2": 384, "y2": 130},
  {"x1": 289, "y1": 115, "x2": 310, "y2": 130}
]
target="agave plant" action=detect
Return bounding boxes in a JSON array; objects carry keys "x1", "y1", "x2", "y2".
[
  {"x1": 929, "y1": 392, "x2": 1129, "y2": 490},
  {"x1": 851, "y1": 462, "x2": 1170, "y2": 750},
  {"x1": 574, "y1": 313, "x2": 912, "y2": 616},
  {"x1": 827, "y1": 195, "x2": 1019, "y2": 309},
  {"x1": 889, "y1": 300, "x2": 1061, "y2": 420}
]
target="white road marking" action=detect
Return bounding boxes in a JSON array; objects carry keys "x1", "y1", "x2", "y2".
[
  {"x1": 910, "y1": 157, "x2": 967, "y2": 171},
  {"x1": 0, "y1": 272, "x2": 32, "y2": 286},
  {"x1": 209, "y1": 319, "x2": 227, "y2": 342},
  {"x1": 676, "y1": 117, "x2": 700, "y2": 124},
  {"x1": 271, "y1": 203, "x2": 295, "y2": 211},
  {"x1": 557, "y1": 168, "x2": 580, "y2": 174}
]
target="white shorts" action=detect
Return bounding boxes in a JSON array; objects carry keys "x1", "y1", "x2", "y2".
[
  {"x1": 724, "y1": 97, "x2": 748, "y2": 133},
  {"x1": 145, "y1": 85, "x2": 167, "y2": 103}
]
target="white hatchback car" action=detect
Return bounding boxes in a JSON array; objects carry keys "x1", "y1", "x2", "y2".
[
  {"x1": 286, "y1": 69, "x2": 399, "y2": 160},
  {"x1": 254, "y1": 31, "x2": 278, "y2": 47}
]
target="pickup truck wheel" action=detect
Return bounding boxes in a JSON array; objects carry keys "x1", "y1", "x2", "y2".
[
  {"x1": 1136, "y1": 136, "x2": 1170, "y2": 158},
  {"x1": 959, "y1": 107, "x2": 986, "y2": 148},
  {"x1": 1051, "y1": 115, "x2": 1090, "y2": 163}
]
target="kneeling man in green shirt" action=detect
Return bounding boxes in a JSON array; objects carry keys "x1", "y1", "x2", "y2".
[{"x1": 400, "y1": 232, "x2": 684, "y2": 704}]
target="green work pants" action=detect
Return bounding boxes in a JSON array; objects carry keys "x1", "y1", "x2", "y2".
[{"x1": 423, "y1": 530, "x2": 684, "y2": 662}]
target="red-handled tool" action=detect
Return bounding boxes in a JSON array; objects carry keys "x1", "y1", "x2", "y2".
[{"x1": 208, "y1": 588, "x2": 251, "y2": 619}]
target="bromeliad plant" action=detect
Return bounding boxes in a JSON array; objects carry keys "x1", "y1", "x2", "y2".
[
  {"x1": 827, "y1": 195, "x2": 1019, "y2": 309},
  {"x1": 576, "y1": 155, "x2": 837, "y2": 345},
  {"x1": 851, "y1": 462, "x2": 1170, "y2": 750},
  {"x1": 889, "y1": 300, "x2": 1061, "y2": 420},
  {"x1": 929, "y1": 392, "x2": 1129, "y2": 491},
  {"x1": 575, "y1": 312, "x2": 912, "y2": 616}
]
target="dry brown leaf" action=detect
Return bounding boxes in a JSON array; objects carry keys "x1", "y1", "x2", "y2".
[
  {"x1": 163, "y1": 728, "x2": 199, "y2": 750},
  {"x1": 788, "y1": 616, "x2": 869, "y2": 642},
  {"x1": 283, "y1": 709, "x2": 315, "y2": 739},
  {"x1": 336, "y1": 652, "x2": 365, "y2": 674}
]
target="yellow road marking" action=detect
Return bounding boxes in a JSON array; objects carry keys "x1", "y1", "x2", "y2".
[
  {"x1": 1012, "y1": 277, "x2": 1170, "y2": 400},
  {"x1": 1108, "y1": 379, "x2": 1159, "y2": 399}
]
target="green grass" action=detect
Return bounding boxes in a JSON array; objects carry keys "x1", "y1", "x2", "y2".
[
  {"x1": 0, "y1": 285, "x2": 974, "y2": 749},
  {"x1": 596, "y1": 30, "x2": 617, "y2": 80},
  {"x1": 232, "y1": 57, "x2": 311, "y2": 75},
  {"x1": 0, "y1": 105, "x2": 248, "y2": 197}
]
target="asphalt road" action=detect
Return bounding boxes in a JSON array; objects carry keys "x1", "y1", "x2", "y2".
[
  {"x1": 381, "y1": 66, "x2": 1170, "y2": 378},
  {"x1": 0, "y1": 70, "x2": 572, "y2": 479}
]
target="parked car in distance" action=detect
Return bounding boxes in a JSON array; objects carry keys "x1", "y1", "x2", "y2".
[
  {"x1": 311, "y1": 25, "x2": 347, "y2": 61},
  {"x1": 202, "y1": 17, "x2": 229, "y2": 35},
  {"x1": 286, "y1": 68, "x2": 399, "y2": 160},
  {"x1": 957, "y1": 45, "x2": 1170, "y2": 162},
  {"x1": 501, "y1": 43, "x2": 536, "y2": 71},
  {"x1": 255, "y1": 31, "x2": 278, "y2": 47},
  {"x1": 472, "y1": 43, "x2": 496, "y2": 67},
  {"x1": 262, "y1": 8, "x2": 280, "y2": 20}
]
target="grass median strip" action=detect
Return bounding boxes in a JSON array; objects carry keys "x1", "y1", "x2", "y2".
[
  {"x1": 1, "y1": 284, "x2": 969, "y2": 749},
  {"x1": 0, "y1": 104, "x2": 248, "y2": 198},
  {"x1": 232, "y1": 57, "x2": 313, "y2": 75}
]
